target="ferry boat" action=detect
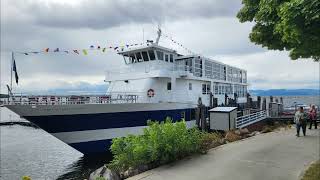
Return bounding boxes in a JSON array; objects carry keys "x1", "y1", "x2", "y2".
[{"x1": 5, "y1": 30, "x2": 248, "y2": 154}]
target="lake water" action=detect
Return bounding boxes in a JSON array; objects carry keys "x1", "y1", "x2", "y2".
[
  {"x1": 0, "y1": 107, "x2": 112, "y2": 180},
  {"x1": 0, "y1": 95, "x2": 319, "y2": 180}
]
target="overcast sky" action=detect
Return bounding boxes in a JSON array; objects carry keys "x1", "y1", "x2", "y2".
[{"x1": 1, "y1": 0, "x2": 319, "y2": 94}]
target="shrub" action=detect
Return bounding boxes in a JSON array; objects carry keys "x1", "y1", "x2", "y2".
[
  {"x1": 199, "y1": 132, "x2": 224, "y2": 153},
  {"x1": 225, "y1": 131, "x2": 242, "y2": 142},
  {"x1": 95, "y1": 177, "x2": 106, "y2": 180},
  {"x1": 22, "y1": 176, "x2": 31, "y2": 180},
  {"x1": 261, "y1": 126, "x2": 273, "y2": 133},
  {"x1": 108, "y1": 119, "x2": 202, "y2": 173}
]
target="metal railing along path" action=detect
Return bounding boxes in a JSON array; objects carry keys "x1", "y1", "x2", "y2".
[{"x1": 236, "y1": 110, "x2": 267, "y2": 128}]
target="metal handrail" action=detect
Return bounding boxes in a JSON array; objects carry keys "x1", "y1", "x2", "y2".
[
  {"x1": 2, "y1": 93, "x2": 147, "y2": 106},
  {"x1": 236, "y1": 110, "x2": 267, "y2": 128}
]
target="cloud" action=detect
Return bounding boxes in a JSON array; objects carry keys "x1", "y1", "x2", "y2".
[
  {"x1": 1, "y1": 0, "x2": 319, "y2": 94},
  {"x1": 3, "y1": 0, "x2": 242, "y2": 30},
  {"x1": 217, "y1": 51, "x2": 320, "y2": 90}
]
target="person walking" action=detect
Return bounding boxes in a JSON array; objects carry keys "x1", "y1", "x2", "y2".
[
  {"x1": 294, "y1": 107, "x2": 307, "y2": 137},
  {"x1": 308, "y1": 105, "x2": 317, "y2": 129}
]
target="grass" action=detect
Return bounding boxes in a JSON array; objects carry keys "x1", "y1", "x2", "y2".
[{"x1": 302, "y1": 160, "x2": 320, "y2": 180}]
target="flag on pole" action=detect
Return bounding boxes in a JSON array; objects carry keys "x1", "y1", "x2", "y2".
[{"x1": 12, "y1": 58, "x2": 19, "y2": 85}]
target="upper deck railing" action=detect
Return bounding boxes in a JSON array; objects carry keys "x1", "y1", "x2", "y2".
[
  {"x1": 105, "y1": 63, "x2": 195, "y2": 79},
  {"x1": 2, "y1": 92, "x2": 147, "y2": 106}
]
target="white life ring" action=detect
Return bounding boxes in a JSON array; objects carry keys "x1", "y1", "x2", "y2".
[{"x1": 147, "y1": 89, "x2": 155, "y2": 97}]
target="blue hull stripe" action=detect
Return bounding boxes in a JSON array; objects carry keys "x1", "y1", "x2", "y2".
[
  {"x1": 69, "y1": 139, "x2": 113, "y2": 154},
  {"x1": 24, "y1": 108, "x2": 195, "y2": 133}
]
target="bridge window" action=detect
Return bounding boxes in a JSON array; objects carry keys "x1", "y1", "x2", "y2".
[
  {"x1": 142, "y1": 51, "x2": 149, "y2": 61},
  {"x1": 170, "y1": 54, "x2": 173, "y2": 62},
  {"x1": 156, "y1": 51, "x2": 164, "y2": 60},
  {"x1": 167, "y1": 82, "x2": 172, "y2": 90},
  {"x1": 148, "y1": 50, "x2": 155, "y2": 60},
  {"x1": 135, "y1": 52, "x2": 143, "y2": 62},
  {"x1": 129, "y1": 54, "x2": 136, "y2": 63},
  {"x1": 165, "y1": 54, "x2": 169, "y2": 62}
]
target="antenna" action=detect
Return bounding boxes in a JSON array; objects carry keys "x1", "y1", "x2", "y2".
[
  {"x1": 155, "y1": 25, "x2": 162, "y2": 45},
  {"x1": 142, "y1": 28, "x2": 144, "y2": 43}
]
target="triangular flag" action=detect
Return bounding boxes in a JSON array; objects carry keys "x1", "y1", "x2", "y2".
[
  {"x1": 73, "y1": 50, "x2": 79, "y2": 54},
  {"x1": 82, "y1": 49, "x2": 88, "y2": 55}
]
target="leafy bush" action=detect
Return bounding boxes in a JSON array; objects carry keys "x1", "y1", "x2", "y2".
[
  {"x1": 108, "y1": 119, "x2": 202, "y2": 173},
  {"x1": 95, "y1": 177, "x2": 106, "y2": 180},
  {"x1": 199, "y1": 132, "x2": 224, "y2": 153},
  {"x1": 225, "y1": 131, "x2": 242, "y2": 142},
  {"x1": 22, "y1": 176, "x2": 31, "y2": 180}
]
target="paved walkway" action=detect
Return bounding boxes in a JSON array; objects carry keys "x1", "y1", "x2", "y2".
[{"x1": 128, "y1": 128, "x2": 320, "y2": 180}]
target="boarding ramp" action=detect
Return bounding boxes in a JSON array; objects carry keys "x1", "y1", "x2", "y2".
[{"x1": 236, "y1": 110, "x2": 267, "y2": 128}]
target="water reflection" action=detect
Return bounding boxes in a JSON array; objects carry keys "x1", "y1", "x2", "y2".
[{"x1": 57, "y1": 153, "x2": 113, "y2": 180}]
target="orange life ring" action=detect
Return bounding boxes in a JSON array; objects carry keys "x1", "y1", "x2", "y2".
[{"x1": 147, "y1": 89, "x2": 155, "y2": 97}]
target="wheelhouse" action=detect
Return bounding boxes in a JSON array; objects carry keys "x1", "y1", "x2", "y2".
[{"x1": 119, "y1": 44, "x2": 178, "y2": 64}]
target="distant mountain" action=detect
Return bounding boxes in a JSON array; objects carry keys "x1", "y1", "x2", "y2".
[
  {"x1": 249, "y1": 89, "x2": 319, "y2": 96},
  {"x1": 21, "y1": 83, "x2": 107, "y2": 95}
]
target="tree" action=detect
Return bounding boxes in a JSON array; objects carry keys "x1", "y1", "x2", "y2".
[{"x1": 237, "y1": 0, "x2": 320, "y2": 61}]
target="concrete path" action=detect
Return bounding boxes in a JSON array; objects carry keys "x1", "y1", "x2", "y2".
[{"x1": 127, "y1": 128, "x2": 320, "y2": 180}]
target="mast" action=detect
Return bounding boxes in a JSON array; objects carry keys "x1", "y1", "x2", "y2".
[
  {"x1": 155, "y1": 26, "x2": 162, "y2": 45},
  {"x1": 10, "y1": 52, "x2": 13, "y2": 91}
]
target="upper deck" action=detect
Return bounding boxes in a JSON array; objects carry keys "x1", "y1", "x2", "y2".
[{"x1": 106, "y1": 43, "x2": 247, "y2": 85}]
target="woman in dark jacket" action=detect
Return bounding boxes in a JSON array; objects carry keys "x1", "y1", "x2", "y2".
[{"x1": 308, "y1": 105, "x2": 317, "y2": 129}]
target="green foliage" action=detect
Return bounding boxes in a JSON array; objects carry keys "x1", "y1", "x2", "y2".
[
  {"x1": 237, "y1": 0, "x2": 320, "y2": 61},
  {"x1": 108, "y1": 119, "x2": 203, "y2": 173},
  {"x1": 95, "y1": 177, "x2": 106, "y2": 180},
  {"x1": 302, "y1": 160, "x2": 320, "y2": 180},
  {"x1": 199, "y1": 132, "x2": 223, "y2": 153},
  {"x1": 22, "y1": 176, "x2": 31, "y2": 180}
]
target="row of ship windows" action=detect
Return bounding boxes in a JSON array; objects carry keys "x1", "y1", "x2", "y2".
[
  {"x1": 128, "y1": 50, "x2": 174, "y2": 63},
  {"x1": 165, "y1": 82, "x2": 246, "y2": 97}
]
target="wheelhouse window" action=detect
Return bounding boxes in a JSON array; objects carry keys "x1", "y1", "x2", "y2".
[
  {"x1": 165, "y1": 54, "x2": 169, "y2": 62},
  {"x1": 156, "y1": 51, "x2": 164, "y2": 60},
  {"x1": 189, "y1": 83, "x2": 192, "y2": 90},
  {"x1": 141, "y1": 51, "x2": 149, "y2": 61},
  {"x1": 136, "y1": 52, "x2": 143, "y2": 62},
  {"x1": 170, "y1": 54, "x2": 173, "y2": 62},
  {"x1": 167, "y1": 82, "x2": 172, "y2": 90},
  {"x1": 148, "y1": 50, "x2": 155, "y2": 60},
  {"x1": 129, "y1": 54, "x2": 136, "y2": 63}
]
